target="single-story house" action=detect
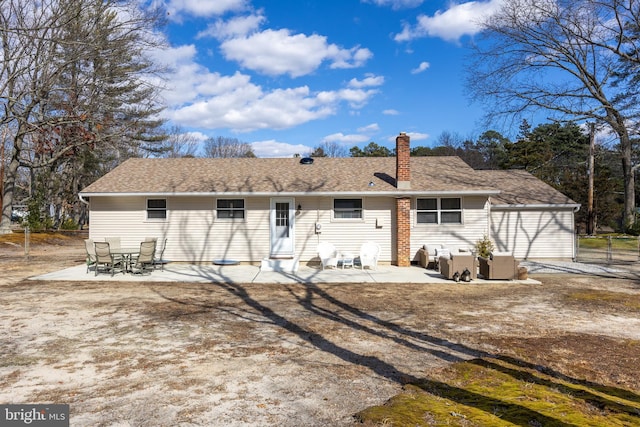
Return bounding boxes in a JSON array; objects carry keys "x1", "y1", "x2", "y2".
[{"x1": 78, "y1": 133, "x2": 580, "y2": 268}]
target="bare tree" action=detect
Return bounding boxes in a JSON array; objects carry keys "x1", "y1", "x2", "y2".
[
  {"x1": 203, "y1": 136, "x2": 256, "y2": 158},
  {"x1": 468, "y1": 0, "x2": 640, "y2": 227},
  {"x1": 437, "y1": 131, "x2": 464, "y2": 149},
  {"x1": 156, "y1": 126, "x2": 200, "y2": 158},
  {"x1": 0, "y1": 0, "x2": 166, "y2": 233},
  {"x1": 310, "y1": 141, "x2": 348, "y2": 157}
]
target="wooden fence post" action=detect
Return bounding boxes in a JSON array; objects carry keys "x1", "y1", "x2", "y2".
[{"x1": 24, "y1": 226, "x2": 30, "y2": 257}]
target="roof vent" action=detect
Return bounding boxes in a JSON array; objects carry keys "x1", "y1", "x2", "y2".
[{"x1": 299, "y1": 157, "x2": 314, "y2": 165}]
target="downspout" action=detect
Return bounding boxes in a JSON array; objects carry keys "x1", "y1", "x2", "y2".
[
  {"x1": 486, "y1": 197, "x2": 492, "y2": 243},
  {"x1": 78, "y1": 194, "x2": 89, "y2": 205},
  {"x1": 573, "y1": 204, "x2": 581, "y2": 261}
]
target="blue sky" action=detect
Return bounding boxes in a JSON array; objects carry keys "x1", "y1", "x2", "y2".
[{"x1": 152, "y1": 0, "x2": 504, "y2": 157}]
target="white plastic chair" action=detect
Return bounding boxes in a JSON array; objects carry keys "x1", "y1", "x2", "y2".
[
  {"x1": 317, "y1": 242, "x2": 338, "y2": 270},
  {"x1": 359, "y1": 241, "x2": 381, "y2": 270}
]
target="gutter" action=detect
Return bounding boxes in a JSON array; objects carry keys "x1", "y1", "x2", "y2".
[
  {"x1": 78, "y1": 194, "x2": 89, "y2": 205},
  {"x1": 491, "y1": 203, "x2": 582, "y2": 210},
  {"x1": 78, "y1": 190, "x2": 502, "y2": 198}
]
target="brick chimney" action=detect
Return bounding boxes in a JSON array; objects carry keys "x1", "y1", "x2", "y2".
[
  {"x1": 396, "y1": 132, "x2": 410, "y2": 189},
  {"x1": 395, "y1": 132, "x2": 411, "y2": 266}
]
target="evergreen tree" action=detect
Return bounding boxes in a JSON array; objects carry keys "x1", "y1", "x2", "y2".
[
  {"x1": 0, "y1": 0, "x2": 167, "y2": 232},
  {"x1": 350, "y1": 142, "x2": 392, "y2": 157}
]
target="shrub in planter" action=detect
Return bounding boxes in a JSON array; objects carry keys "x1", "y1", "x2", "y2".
[{"x1": 475, "y1": 234, "x2": 495, "y2": 258}]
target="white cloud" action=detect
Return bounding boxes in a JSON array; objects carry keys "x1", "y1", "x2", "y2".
[
  {"x1": 362, "y1": 0, "x2": 424, "y2": 10},
  {"x1": 169, "y1": 85, "x2": 338, "y2": 131},
  {"x1": 394, "y1": 0, "x2": 504, "y2": 42},
  {"x1": 336, "y1": 88, "x2": 380, "y2": 108},
  {"x1": 411, "y1": 61, "x2": 430, "y2": 74},
  {"x1": 196, "y1": 13, "x2": 266, "y2": 39},
  {"x1": 149, "y1": 45, "x2": 257, "y2": 106},
  {"x1": 329, "y1": 46, "x2": 374, "y2": 70},
  {"x1": 320, "y1": 123, "x2": 379, "y2": 145},
  {"x1": 165, "y1": 0, "x2": 247, "y2": 19},
  {"x1": 160, "y1": 63, "x2": 379, "y2": 132},
  {"x1": 152, "y1": 44, "x2": 375, "y2": 131},
  {"x1": 357, "y1": 123, "x2": 380, "y2": 133},
  {"x1": 407, "y1": 131, "x2": 429, "y2": 140},
  {"x1": 348, "y1": 74, "x2": 385, "y2": 88},
  {"x1": 383, "y1": 109, "x2": 400, "y2": 115},
  {"x1": 386, "y1": 131, "x2": 429, "y2": 142},
  {"x1": 219, "y1": 29, "x2": 372, "y2": 77},
  {"x1": 250, "y1": 140, "x2": 312, "y2": 158},
  {"x1": 151, "y1": 11, "x2": 380, "y2": 133},
  {"x1": 184, "y1": 131, "x2": 209, "y2": 142},
  {"x1": 322, "y1": 133, "x2": 370, "y2": 144}
]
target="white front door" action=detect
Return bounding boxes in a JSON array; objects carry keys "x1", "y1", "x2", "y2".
[{"x1": 270, "y1": 198, "x2": 295, "y2": 257}]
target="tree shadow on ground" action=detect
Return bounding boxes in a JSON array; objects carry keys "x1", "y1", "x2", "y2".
[{"x1": 149, "y1": 273, "x2": 640, "y2": 424}]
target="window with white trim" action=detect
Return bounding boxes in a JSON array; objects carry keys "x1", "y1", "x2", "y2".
[
  {"x1": 217, "y1": 199, "x2": 245, "y2": 219},
  {"x1": 333, "y1": 198, "x2": 363, "y2": 219},
  {"x1": 147, "y1": 199, "x2": 167, "y2": 220},
  {"x1": 417, "y1": 197, "x2": 462, "y2": 224}
]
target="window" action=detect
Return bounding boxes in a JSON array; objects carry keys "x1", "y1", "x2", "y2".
[
  {"x1": 217, "y1": 199, "x2": 245, "y2": 219},
  {"x1": 147, "y1": 199, "x2": 166, "y2": 220},
  {"x1": 334, "y1": 198, "x2": 362, "y2": 219},
  {"x1": 416, "y1": 198, "x2": 438, "y2": 224},
  {"x1": 417, "y1": 197, "x2": 462, "y2": 224},
  {"x1": 441, "y1": 197, "x2": 462, "y2": 223}
]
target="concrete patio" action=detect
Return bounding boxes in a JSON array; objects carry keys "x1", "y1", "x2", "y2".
[
  {"x1": 29, "y1": 262, "x2": 552, "y2": 284},
  {"x1": 28, "y1": 257, "x2": 632, "y2": 284}
]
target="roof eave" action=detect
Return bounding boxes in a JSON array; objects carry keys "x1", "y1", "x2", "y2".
[
  {"x1": 491, "y1": 203, "x2": 581, "y2": 210},
  {"x1": 79, "y1": 189, "x2": 502, "y2": 198}
]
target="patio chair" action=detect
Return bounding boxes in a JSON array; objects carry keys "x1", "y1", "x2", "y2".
[
  {"x1": 439, "y1": 253, "x2": 477, "y2": 281},
  {"x1": 152, "y1": 238, "x2": 169, "y2": 271},
  {"x1": 131, "y1": 240, "x2": 156, "y2": 275},
  {"x1": 417, "y1": 244, "x2": 442, "y2": 269},
  {"x1": 317, "y1": 242, "x2": 338, "y2": 270},
  {"x1": 417, "y1": 244, "x2": 451, "y2": 269},
  {"x1": 94, "y1": 241, "x2": 124, "y2": 276},
  {"x1": 84, "y1": 239, "x2": 97, "y2": 273},
  {"x1": 478, "y1": 252, "x2": 520, "y2": 280},
  {"x1": 105, "y1": 236, "x2": 121, "y2": 252},
  {"x1": 359, "y1": 241, "x2": 381, "y2": 270}
]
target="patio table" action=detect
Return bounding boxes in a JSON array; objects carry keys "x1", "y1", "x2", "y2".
[
  {"x1": 111, "y1": 248, "x2": 140, "y2": 272},
  {"x1": 340, "y1": 252, "x2": 355, "y2": 269}
]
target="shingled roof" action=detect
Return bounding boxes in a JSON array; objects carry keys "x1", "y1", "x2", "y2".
[
  {"x1": 79, "y1": 156, "x2": 578, "y2": 207},
  {"x1": 476, "y1": 169, "x2": 578, "y2": 206},
  {"x1": 81, "y1": 156, "x2": 498, "y2": 195}
]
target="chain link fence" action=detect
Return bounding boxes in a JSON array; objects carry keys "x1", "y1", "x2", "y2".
[{"x1": 576, "y1": 235, "x2": 640, "y2": 263}]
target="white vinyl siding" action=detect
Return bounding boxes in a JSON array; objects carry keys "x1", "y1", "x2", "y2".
[
  {"x1": 89, "y1": 195, "x2": 397, "y2": 263},
  {"x1": 490, "y1": 208, "x2": 576, "y2": 260},
  {"x1": 89, "y1": 195, "x2": 577, "y2": 263},
  {"x1": 411, "y1": 196, "x2": 489, "y2": 261},
  {"x1": 89, "y1": 196, "x2": 270, "y2": 263},
  {"x1": 295, "y1": 196, "x2": 394, "y2": 263}
]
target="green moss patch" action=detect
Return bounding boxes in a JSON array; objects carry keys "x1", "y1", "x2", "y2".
[
  {"x1": 567, "y1": 290, "x2": 640, "y2": 310},
  {"x1": 355, "y1": 357, "x2": 640, "y2": 426}
]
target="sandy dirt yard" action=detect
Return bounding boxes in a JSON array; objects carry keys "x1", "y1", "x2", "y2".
[{"x1": 1, "y1": 234, "x2": 640, "y2": 426}]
